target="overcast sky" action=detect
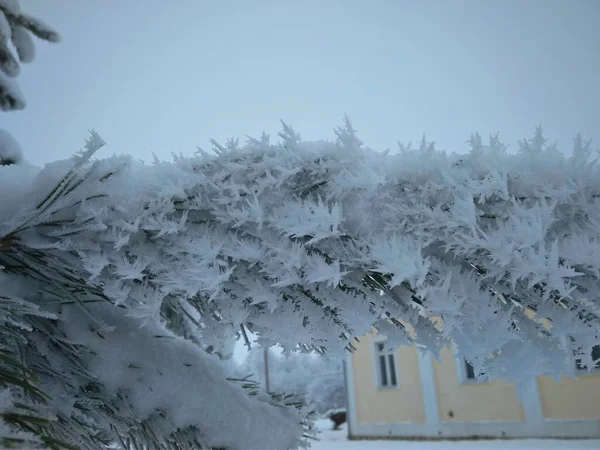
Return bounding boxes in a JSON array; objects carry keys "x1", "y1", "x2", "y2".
[{"x1": 5, "y1": 0, "x2": 600, "y2": 166}]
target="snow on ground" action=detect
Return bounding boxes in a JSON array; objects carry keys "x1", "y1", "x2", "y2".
[{"x1": 310, "y1": 419, "x2": 600, "y2": 449}]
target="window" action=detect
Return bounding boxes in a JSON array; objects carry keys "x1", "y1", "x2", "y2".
[
  {"x1": 374, "y1": 341, "x2": 397, "y2": 388},
  {"x1": 457, "y1": 359, "x2": 486, "y2": 384},
  {"x1": 575, "y1": 345, "x2": 600, "y2": 371},
  {"x1": 464, "y1": 361, "x2": 477, "y2": 380}
]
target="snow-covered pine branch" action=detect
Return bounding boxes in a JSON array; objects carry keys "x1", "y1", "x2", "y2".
[
  {"x1": 0, "y1": 134, "x2": 314, "y2": 449},
  {"x1": 0, "y1": 0, "x2": 59, "y2": 167},
  {"x1": 0, "y1": 2, "x2": 70, "y2": 448},
  {"x1": 0, "y1": 0, "x2": 60, "y2": 111},
  {"x1": 1, "y1": 119, "x2": 599, "y2": 448}
]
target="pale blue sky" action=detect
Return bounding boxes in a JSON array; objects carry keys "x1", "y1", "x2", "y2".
[{"x1": 4, "y1": 0, "x2": 600, "y2": 165}]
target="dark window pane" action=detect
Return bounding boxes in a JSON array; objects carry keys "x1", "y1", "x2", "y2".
[
  {"x1": 592, "y1": 345, "x2": 600, "y2": 369},
  {"x1": 379, "y1": 355, "x2": 388, "y2": 386},
  {"x1": 388, "y1": 354, "x2": 397, "y2": 386},
  {"x1": 578, "y1": 345, "x2": 600, "y2": 370},
  {"x1": 377, "y1": 343, "x2": 384, "y2": 352},
  {"x1": 465, "y1": 361, "x2": 476, "y2": 379}
]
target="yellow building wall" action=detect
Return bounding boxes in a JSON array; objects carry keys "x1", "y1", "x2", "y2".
[
  {"x1": 432, "y1": 347, "x2": 525, "y2": 423},
  {"x1": 532, "y1": 310, "x2": 600, "y2": 419},
  {"x1": 351, "y1": 316, "x2": 600, "y2": 427},
  {"x1": 351, "y1": 331, "x2": 426, "y2": 424},
  {"x1": 538, "y1": 372, "x2": 600, "y2": 419}
]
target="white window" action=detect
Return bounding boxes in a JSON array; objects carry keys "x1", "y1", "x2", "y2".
[
  {"x1": 374, "y1": 341, "x2": 398, "y2": 388},
  {"x1": 575, "y1": 345, "x2": 600, "y2": 372}
]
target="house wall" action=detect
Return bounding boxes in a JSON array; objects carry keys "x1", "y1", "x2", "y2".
[
  {"x1": 538, "y1": 373, "x2": 600, "y2": 419},
  {"x1": 432, "y1": 347, "x2": 525, "y2": 423},
  {"x1": 352, "y1": 331, "x2": 425, "y2": 424},
  {"x1": 346, "y1": 333, "x2": 600, "y2": 439}
]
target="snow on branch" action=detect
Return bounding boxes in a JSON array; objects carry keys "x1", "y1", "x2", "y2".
[
  {"x1": 1, "y1": 122, "x2": 600, "y2": 447},
  {"x1": 0, "y1": 0, "x2": 60, "y2": 111}
]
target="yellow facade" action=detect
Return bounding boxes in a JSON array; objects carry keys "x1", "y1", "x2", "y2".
[
  {"x1": 347, "y1": 330, "x2": 600, "y2": 439},
  {"x1": 538, "y1": 373, "x2": 600, "y2": 419},
  {"x1": 432, "y1": 347, "x2": 525, "y2": 423},
  {"x1": 352, "y1": 331, "x2": 425, "y2": 424}
]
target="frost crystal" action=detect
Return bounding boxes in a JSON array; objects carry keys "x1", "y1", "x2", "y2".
[{"x1": 1, "y1": 122, "x2": 600, "y2": 448}]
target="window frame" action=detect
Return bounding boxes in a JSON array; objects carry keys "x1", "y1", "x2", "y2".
[{"x1": 373, "y1": 339, "x2": 399, "y2": 389}]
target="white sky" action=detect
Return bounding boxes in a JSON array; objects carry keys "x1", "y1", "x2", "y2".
[{"x1": 4, "y1": 0, "x2": 599, "y2": 165}]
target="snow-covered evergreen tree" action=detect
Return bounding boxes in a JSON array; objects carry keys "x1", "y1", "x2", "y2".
[
  {"x1": 0, "y1": 3, "x2": 311, "y2": 449},
  {"x1": 306, "y1": 373, "x2": 345, "y2": 416},
  {"x1": 2, "y1": 2, "x2": 600, "y2": 449},
  {"x1": 0, "y1": 0, "x2": 60, "y2": 109},
  {"x1": 237, "y1": 348, "x2": 344, "y2": 415},
  {"x1": 0, "y1": 0, "x2": 60, "y2": 166},
  {"x1": 2, "y1": 119, "x2": 600, "y2": 449}
]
